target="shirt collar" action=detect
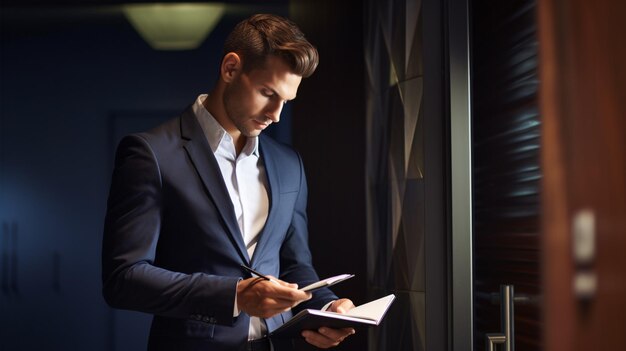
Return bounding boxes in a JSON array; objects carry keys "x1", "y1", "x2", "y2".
[{"x1": 193, "y1": 94, "x2": 260, "y2": 157}]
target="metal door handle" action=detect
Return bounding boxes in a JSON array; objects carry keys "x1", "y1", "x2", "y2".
[{"x1": 485, "y1": 285, "x2": 514, "y2": 351}]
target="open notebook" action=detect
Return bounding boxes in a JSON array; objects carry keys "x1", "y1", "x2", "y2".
[{"x1": 269, "y1": 294, "x2": 396, "y2": 339}]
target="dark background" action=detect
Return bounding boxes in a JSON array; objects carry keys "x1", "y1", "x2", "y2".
[{"x1": 0, "y1": 1, "x2": 369, "y2": 350}]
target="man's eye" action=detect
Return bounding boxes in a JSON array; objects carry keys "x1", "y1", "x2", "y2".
[{"x1": 261, "y1": 89, "x2": 274, "y2": 97}]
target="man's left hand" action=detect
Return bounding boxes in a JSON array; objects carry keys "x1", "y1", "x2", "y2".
[{"x1": 301, "y1": 298, "x2": 356, "y2": 349}]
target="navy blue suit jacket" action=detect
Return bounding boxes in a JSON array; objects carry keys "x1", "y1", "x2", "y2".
[{"x1": 102, "y1": 106, "x2": 336, "y2": 350}]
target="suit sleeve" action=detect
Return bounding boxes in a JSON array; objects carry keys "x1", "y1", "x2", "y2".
[
  {"x1": 102, "y1": 134, "x2": 238, "y2": 325},
  {"x1": 278, "y1": 152, "x2": 338, "y2": 310}
]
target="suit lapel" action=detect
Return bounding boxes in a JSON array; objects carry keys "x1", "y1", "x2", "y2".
[
  {"x1": 179, "y1": 108, "x2": 249, "y2": 263},
  {"x1": 250, "y1": 137, "x2": 280, "y2": 264}
]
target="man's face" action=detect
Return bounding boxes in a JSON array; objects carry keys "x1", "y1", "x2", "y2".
[{"x1": 222, "y1": 55, "x2": 302, "y2": 138}]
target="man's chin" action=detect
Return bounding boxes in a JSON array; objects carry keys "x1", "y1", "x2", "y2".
[{"x1": 242, "y1": 129, "x2": 263, "y2": 138}]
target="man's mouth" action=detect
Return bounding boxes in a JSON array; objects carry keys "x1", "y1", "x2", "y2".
[{"x1": 253, "y1": 120, "x2": 271, "y2": 129}]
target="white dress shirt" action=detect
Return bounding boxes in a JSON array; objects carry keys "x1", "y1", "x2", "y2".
[{"x1": 193, "y1": 94, "x2": 269, "y2": 340}]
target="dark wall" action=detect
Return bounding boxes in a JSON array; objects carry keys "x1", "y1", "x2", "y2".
[
  {"x1": 0, "y1": 12, "x2": 214, "y2": 351},
  {"x1": 0, "y1": 6, "x2": 291, "y2": 350},
  {"x1": 361, "y1": 0, "x2": 450, "y2": 349},
  {"x1": 290, "y1": 1, "x2": 368, "y2": 350},
  {"x1": 363, "y1": 0, "x2": 431, "y2": 349}
]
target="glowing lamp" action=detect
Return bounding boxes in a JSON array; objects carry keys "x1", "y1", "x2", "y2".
[{"x1": 123, "y1": 3, "x2": 226, "y2": 50}]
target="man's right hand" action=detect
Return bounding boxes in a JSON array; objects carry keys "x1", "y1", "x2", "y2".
[{"x1": 237, "y1": 276, "x2": 312, "y2": 318}]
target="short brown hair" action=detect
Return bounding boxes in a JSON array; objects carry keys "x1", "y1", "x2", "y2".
[{"x1": 223, "y1": 14, "x2": 319, "y2": 77}]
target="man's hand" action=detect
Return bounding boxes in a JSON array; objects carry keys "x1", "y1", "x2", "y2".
[
  {"x1": 237, "y1": 277, "x2": 311, "y2": 318},
  {"x1": 301, "y1": 298, "x2": 356, "y2": 349}
]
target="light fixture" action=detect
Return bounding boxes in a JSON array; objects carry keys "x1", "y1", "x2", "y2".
[{"x1": 122, "y1": 3, "x2": 226, "y2": 51}]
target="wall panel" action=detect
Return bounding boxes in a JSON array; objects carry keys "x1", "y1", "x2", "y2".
[{"x1": 365, "y1": 0, "x2": 427, "y2": 350}]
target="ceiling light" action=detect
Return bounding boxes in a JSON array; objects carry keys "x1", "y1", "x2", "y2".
[{"x1": 123, "y1": 3, "x2": 226, "y2": 50}]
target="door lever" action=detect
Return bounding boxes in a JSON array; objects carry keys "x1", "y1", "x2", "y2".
[{"x1": 485, "y1": 284, "x2": 514, "y2": 351}]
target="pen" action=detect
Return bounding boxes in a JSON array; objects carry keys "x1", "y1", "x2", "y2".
[{"x1": 240, "y1": 264, "x2": 279, "y2": 284}]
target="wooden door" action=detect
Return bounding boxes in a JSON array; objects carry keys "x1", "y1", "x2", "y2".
[{"x1": 539, "y1": 0, "x2": 626, "y2": 349}]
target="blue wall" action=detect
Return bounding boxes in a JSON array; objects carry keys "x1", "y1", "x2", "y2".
[{"x1": 0, "y1": 7, "x2": 289, "y2": 350}]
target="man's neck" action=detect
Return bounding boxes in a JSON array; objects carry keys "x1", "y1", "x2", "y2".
[{"x1": 202, "y1": 94, "x2": 247, "y2": 155}]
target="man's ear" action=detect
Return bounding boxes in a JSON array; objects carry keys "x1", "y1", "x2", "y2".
[{"x1": 221, "y1": 52, "x2": 242, "y2": 83}]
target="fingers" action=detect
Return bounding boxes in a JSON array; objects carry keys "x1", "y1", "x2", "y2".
[
  {"x1": 301, "y1": 299, "x2": 356, "y2": 348},
  {"x1": 327, "y1": 298, "x2": 355, "y2": 314},
  {"x1": 272, "y1": 276, "x2": 299, "y2": 289},
  {"x1": 264, "y1": 276, "x2": 310, "y2": 301},
  {"x1": 237, "y1": 277, "x2": 311, "y2": 318},
  {"x1": 247, "y1": 276, "x2": 310, "y2": 305},
  {"x1": 302, "y1": 327, "x2": 356, "y2": 349}
]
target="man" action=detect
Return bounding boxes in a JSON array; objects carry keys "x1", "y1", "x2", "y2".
[{"x1": 102, "y1": 13, "x2": 355, "y2": 351}]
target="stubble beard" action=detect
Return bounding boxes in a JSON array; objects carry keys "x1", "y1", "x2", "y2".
[{"x1": 222, "y1": 80, "x2": 258, "y2": 138}]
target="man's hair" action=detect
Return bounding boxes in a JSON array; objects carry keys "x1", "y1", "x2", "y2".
[{"x1": 223, "y1": 14, "x2": 319, "y2": 78}]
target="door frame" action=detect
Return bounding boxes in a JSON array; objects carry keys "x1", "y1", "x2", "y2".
[{"x1": 448, "y1": 0, "x2": 474, "y2": 350}]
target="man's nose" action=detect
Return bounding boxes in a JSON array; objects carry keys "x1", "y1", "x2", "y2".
[{"x1": 265, "y1": 100, "x2": 283, "y2": 123}]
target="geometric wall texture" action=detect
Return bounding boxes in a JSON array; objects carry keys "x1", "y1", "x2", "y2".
[{"x1": 364, "y1": 0, "x2": 425, "y2": 350}]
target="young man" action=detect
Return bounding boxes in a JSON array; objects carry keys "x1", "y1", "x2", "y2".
[{"x1": 102, "y1": 14, "x2": 355, "y2": 351}]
